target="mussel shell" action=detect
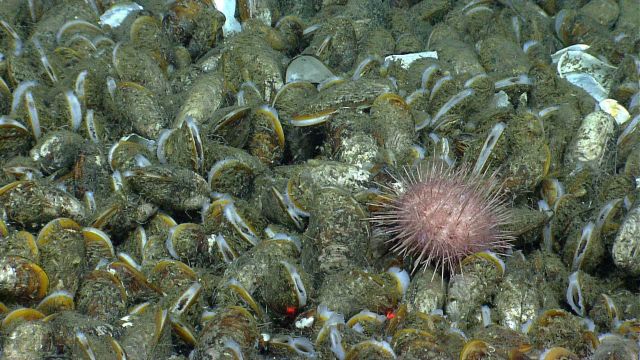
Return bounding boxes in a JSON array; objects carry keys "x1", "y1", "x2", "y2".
[
  {"x1": 36, "y1": 218, "x2": 85, "y2": 294},
  {"x1": 195, "y1": 306, "x2": 259, "y2": 359},
  {"x1": 29, "y1": 130, "x2": 85, "y2": 175},
  {"x1": 200, "y1": 106, "x2": 253, "y2": 149},
  {"x1": 0, "y1": 256, "x2": 49, "y2": 301},
  {"x1": 1, "y1": 320, "x2": 54, "y2": 359},
  {"x1": 76, "y1": 270, "x2": 127, "y2": 323},
  {"x1": 0, "y1": 181, "x2": 85, "y2": 227},
  {"x1": 0, "y1": 117, "x2": 33, "y2": 160},
  {"x1": 113, "y1": 82, "x2": 169, "y2": 139},
  {"x1": 124, "y1": 165, "x2": 210, "y2": 211}
]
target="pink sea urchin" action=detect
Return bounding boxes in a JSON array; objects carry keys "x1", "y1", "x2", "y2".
[{"x1": 370, "y1": 161, "x2": 513, "y2": 277}]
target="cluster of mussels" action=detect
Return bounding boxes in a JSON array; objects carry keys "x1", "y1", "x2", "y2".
[{"x1": 1, "y1": 0, "x2": 639, "y2": 358}]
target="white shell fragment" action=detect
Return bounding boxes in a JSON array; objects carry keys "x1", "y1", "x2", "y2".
[
  {"x1": 557, "y1": 50, "x2": 617, "y2": 102},
  {"x1": 563, "y1": 73, "x2": 609, "y2": 102},
  {"x1": 384, "y1": 51, "x2": 438, "y2": 69},
  {"x1": 285, "y1": 55, "x2": 335, "y2": 84},
  {"x1": 550, "y1": 44, "x2": 590, "y2": 64},
  {"x1": 612, "y1": 205, "x2": 640, "y2": 276},
  {"x1": 565, "y1": 111, "x2": 615, "y2": 169},
  {"x1": 598, "y1": 99, "x2": 630, "y2": 125},
  {"x1": 214, "y1": 0, "x2": 242, "y2": 35},
  {"x1": 99, "y1": 2, "x2": 143, "y2": 28}
]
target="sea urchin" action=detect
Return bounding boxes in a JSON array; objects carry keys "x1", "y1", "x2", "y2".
[{"x1": 370, "y1": 161, "x2": 513, "y2": 277}]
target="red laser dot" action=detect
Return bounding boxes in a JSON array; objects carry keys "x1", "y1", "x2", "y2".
[
  {"x1": 286, "y1": 306, "x2": 297, "y2": 317},
  {"x1": 386, "y1": 310, "x2": 396, "y2": 320}
]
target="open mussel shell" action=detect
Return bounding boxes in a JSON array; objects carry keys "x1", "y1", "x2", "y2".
[
  {"x1": 170, "y1": 313, "x2": 198, "y2": 347},
  {"x1": 248, "y1": 105, "x2": 286, "y2": 166},
  {"x1": 108, "y1": 136, "x2": 157, "y2": 172},
  {"x1": 201, "y1": 195, "x2": 265, "y2": 252},
  {"x1": 221, "y1": 278, "x2": 265, "y2": 320}
]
